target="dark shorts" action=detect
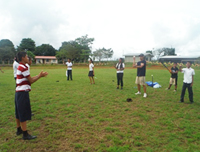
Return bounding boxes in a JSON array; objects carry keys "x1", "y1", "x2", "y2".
[
  {"x1": 88, "y1": 71, "x2": 94, "y2": 77},
  {"x1": 15, "y1": 91, "x2": 32, "y2": 122}
]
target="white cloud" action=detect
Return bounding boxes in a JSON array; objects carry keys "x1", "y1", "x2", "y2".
[{"x1": 0, "y1": 0, "x2": 200, "y2": 58}]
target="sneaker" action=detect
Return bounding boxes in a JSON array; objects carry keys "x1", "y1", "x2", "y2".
[
  {"x1": 23, "y1": 134, "x2": 37, "y2": 140},
  {"x1": 135, "y1": 91, "x2": 141, "y2": 95},
  {"x1": 173, "y1": 90, "x2": 177, "y2": 92},
  {"x1": 165, "y1": 88, "x2": 170, "y2": 90},
  {"x1": 16, "y1": 129, "x2": 23, "y2": 136},
  {"x1": 116, "y1": 87, "x2": 119, "y2": 89},
  {"x1": 143, "y1": 93, "x2": 147, "y2": 98}
]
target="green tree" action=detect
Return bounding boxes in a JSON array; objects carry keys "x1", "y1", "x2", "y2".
[
  {"x1": 27, "y1": 51, "x2": 35, "y2": 60},
  {"x1": 75, "y1": 35, "x2": 94, "y2": 62},
  {"x1": 35, "y1": 44, "x2": 56, "y2": 56},
  {"x1": 93, "y1": 47, "x2": 114, "y2": 61},
  {"x1": 0, "y1": 39, "x2": 15, "y2": 64},
  {"x1": 17, "y1": 38, "x2": 36, "y2": 52},
  {"x1": 75, "y1": 34, "x2": 94, "y2": 47},
  {"x1": 57, "y1": 41, "x2": 81, "y2": 63}
]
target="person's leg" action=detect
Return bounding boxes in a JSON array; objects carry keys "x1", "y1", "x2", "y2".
[
  {"x1": 16, "y1": 119, "x2": 20, "y2": 128},
  {"x1": 168, "y1": 84, "x2": 172, "y2": 89},
  {"x1": 188, "y1": 84, "x2": 193, "y2": 103},
  {"x1": 70, "y1": 70, "x2": 72, "y2": 80},
  {"x1": 121, "y1": 73, "x2": 123, "y2": 88},
  {"x1": 89, "y1": 77, "x2": 92, "y2": 84},
  {"x1": 137, "y1": 84, "x2": 141, "y2": 92},
  {"x1": 67, "y1": 70, "x2": 69, "y2": 80},
  {"x1": 143, "y1": 85, "x2": 146, "y2": 93},
  {"x1": 92, "y1": 77, "x2": 95, "y2": 84},
  {"x1": 174, "y1": 77, "x2": 178, "y2": 91},
  {"x1": 117, "y1": 73, "x2": 119, "y2": 88},
  {"x1": 180, "y1": 83, "x2": 187, "y2": 102},
  {"x1": 21, "y1": 121, "x2": 27, "y2": 131}
]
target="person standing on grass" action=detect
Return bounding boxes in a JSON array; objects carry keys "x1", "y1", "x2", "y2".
[
  {"x1": 133, "y1": 54, "x2": 147, "y2": 98},
  {"x1": 166, "y1": 62, "x2": 179, "y2": 91},
  {"x1": 179, "y1": 61, "x2": 195, "y2": 104},
  {"x1": 25, "y1": 57, "x2": 34, "y2": 116},
  {"x1": 66, "y1": 58, "x2": 73, "y2": 80},
  {"x1": 13, "y1": 56, "x2": 19, "y2": 81},
  {"x1": 88, "y1": 59, "x2": 95, "y2": 84},
  {"x1": 15, "y1": 51, "x2": 48, "y2": 140},
  {"x1": 115, "y1": 58, "x2": 125, "y2": 89}
]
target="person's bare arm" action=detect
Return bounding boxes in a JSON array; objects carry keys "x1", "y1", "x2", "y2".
[
  {"x1": 133, "y1": 56, "x2": 137, "y2": 68},
  {"x1": 135, "y1": 63, "x2": 144, "y2": 68},
  {"x1": 191, "y1": 75, "x2": 194, "y2": 87},
  {"x1": 27, "y1": 71, "x2": 48, "y2": 84}
]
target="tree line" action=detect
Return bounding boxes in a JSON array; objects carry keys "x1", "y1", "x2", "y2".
[{"x1": 0, "y1": 35, "x2": 114, "y2": 64}]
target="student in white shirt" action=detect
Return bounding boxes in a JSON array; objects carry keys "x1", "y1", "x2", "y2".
[
  {"x1": 88, "y1": 59, "x2": 95, "y2": 84},
  {"x1": 66, "y1": 59, "x2": 73, "y2": 80},
  {"x1": 13, "y1": 56, "x2": 19, "y2": 80},
  {"x1": 179, "y1": 61, "x2": 195, "y2": 104},
  {"x1": 115, "y1": 58, "x2": 125, "y2": 89}
]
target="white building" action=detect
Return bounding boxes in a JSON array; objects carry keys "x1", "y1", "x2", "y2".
[
  {"x1": 124, "y1": 53, "x2": 154, "y2": 63},
  {"x1": 35, "y1": 56, "x2": 58, "y2": 64}
]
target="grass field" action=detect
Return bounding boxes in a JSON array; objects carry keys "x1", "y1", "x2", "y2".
[{"x1": 0, "y1": 65, "x2": 200, "y2": 152}]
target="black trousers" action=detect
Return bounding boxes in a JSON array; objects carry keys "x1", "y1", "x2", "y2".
[
  {"x1": 67, "y1": 70, "x2": 72, "y2": 80},
  {"x1": 180, "y1": 83, "x2": 193, "y2": 102},
  {"x1": 117, "y1": 73, "x2": 123, "y2": 87}
]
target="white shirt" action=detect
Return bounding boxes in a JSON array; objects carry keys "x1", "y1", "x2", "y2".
[
  {"x1": 13, "y1": 61, "x2": 19, "y2": 78},
  {"x1": 116, "y1": 63, "x2": 125, "y2": 73},
  {"x1": 66, "y1": 62, "x2": 73, "y2": 70},
  {"x1": 89, "y1": 63, "x2": 94, "y2": 71},
  {"x1": 26, "y1": 64, "x2": 30, "y2": 73},
  {"x1": 182, "y1": 67, "x2": 195, "y2": 84}
]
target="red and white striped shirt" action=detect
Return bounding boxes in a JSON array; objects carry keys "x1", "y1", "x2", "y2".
[{"x1": 16, "y1": 63, "x2": 31, "y2": 92}]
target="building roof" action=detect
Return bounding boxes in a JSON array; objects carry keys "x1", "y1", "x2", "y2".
[
  {"x1": 159, "y1": 56, "x2": 199, "y2": 59},
  {"x1": 124, "y1": 53, "x2": 153, "y2": 57},
  {"x1": 35, "y1": 56, "x2": 57, "y2": 59}
]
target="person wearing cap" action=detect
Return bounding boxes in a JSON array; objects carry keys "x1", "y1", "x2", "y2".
[{"x1": 133, "y1": 54, "x2": 147, "y2": 98}]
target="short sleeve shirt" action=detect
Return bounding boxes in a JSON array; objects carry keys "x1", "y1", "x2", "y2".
[
  {"x1": 89, "y1": 63, "x2": 94, "y2": 71},
  {"x1": 66, "y1": 62, "x2": 73, "y2": 70},
  {"x1": 137, "y1": 60, "x2": 146, "y2": 76},
  {"x1": 182, "y1": 67, "x2": 195, "y2": 84},
  {"x1": 171, "y1": 67, "x2": 179, "y2": 78},
  {"x1": 16, "y1": 63, "x2": 31, "y2": 92}
]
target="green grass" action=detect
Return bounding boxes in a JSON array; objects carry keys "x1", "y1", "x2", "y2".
[{"x1": 0, "y1": 66, "x2": 200, "y2": 152}]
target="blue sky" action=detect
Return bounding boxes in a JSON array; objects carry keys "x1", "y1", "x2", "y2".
[{"x1": 0, "y1": 0, "x2": 200, "y2": 59}]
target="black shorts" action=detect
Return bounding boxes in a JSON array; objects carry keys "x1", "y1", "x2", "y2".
[
  {"x1": 88, "y1": 71, "x2": 94, "y2": 77},
  {"x1": 15, "y1": 91, "x2": 32, "y2": 122}
]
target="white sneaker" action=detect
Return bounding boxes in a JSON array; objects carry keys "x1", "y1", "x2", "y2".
[
  {"x1": 135, "y1": 91, "x2": 141, "y2": 95},
  {"x1": 165, "y1": 88, "x2": 169, "y2": 90},
  {"x1": 143, "y1": 93, "x2": 147, "y2": 98}
]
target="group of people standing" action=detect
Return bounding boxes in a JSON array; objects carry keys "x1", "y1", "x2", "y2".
[
  {"x1": 11, "y1": 52, "x2": 195, "y2": 141},
  {"x1": 115, "y1": 53, "x2": 195, "y2": 103},
  {"x1": 115, "y1": 53, "x2": 147, "y2": 97},
  {"x1": 166, "y1": 61, "x2": 195, "y2": 103},
  {"x1": 65, "y1": 58, "x2": 95, "y2": 84}
]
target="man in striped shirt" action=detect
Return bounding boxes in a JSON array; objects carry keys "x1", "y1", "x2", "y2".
[{"x1": 15, "y1": 52, "x2": 48, "y2": 140}]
